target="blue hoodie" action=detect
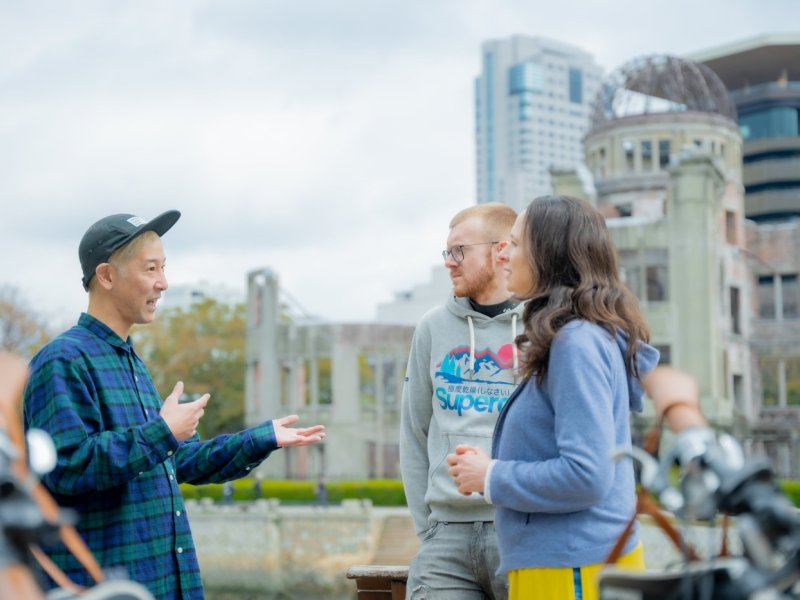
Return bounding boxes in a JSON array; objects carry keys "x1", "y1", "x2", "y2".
[{"x1": 488, "y1": 319, "x2": 659, "y2": 574}]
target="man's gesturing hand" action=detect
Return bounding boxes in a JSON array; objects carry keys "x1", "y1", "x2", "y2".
[
  {"x1": 159, "y1": 381, "x2": 209, "y2": 441},
  {"x1": 272, "y1": 415, "x2": 326, "y2": 447}
]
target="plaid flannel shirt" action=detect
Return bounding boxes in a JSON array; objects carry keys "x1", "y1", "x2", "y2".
[{"x1": 23, "y1": 313, "x2": 278, "y2": 599}]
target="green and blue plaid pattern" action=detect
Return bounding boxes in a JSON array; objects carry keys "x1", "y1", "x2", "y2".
[{"x1": 24, "y1": 313, "x2": 278, "y2": 599}]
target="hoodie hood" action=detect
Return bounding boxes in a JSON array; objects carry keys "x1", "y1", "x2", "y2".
[
  {"x1": 446, "y1": 296, "x2": 525, "y2": 377},
  {"x1": 615, "y1": 332, "x2": 660, "y2": 413},
  {"x1": 445, "y1": 295, "x2": 523, "y2": 322}
]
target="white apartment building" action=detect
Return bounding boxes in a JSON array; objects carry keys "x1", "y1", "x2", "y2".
[{"x1": 475, "y1": 35, "x2": 603, "y2": 211}]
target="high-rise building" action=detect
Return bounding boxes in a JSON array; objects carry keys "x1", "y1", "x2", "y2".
[
  {"x1": 475, "y1": 35, "x2": 603, "y2": 211},
  {"x1": 690, "y1": 33, "x2": 800, "y2": 222}
]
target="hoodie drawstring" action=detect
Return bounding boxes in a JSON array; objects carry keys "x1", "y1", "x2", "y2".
[{"x1": 467, "y1": 315, "x2": 476, "y2": 375}]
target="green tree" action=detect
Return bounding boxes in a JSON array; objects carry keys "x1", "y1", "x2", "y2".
[
  {"x1": 0, "y1": 285, "x2": 53, "y2": 359},
  {"x1": 132, "y1": 298, "x2": 246, "y2": 438}
]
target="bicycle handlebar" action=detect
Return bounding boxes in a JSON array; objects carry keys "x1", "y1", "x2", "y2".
[{"x1": 601, "y1": 366, "x2": 800, "y2": 599}]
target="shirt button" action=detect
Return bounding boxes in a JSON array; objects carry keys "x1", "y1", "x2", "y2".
[
  {"x1": 135, "y1": 376, "x2": 138, "y2": 382},
  {"x1": 167, "y1": 451, "x2": 173, "y2": 456},
  {"x1": 138, "y1": 471, "x2": 143, "y2": 476},
  {"x1": 245, "y1": 466, "x2": 250, "y2": 471},
  {"x1": 176, "y1": 510, "x2": 181, "y2": 516},
  {"x1": 169, "y1": 475, "x2": 174, "y2": 481},
  {"x1": 177, "y1": 547, "x2": 183, "y2": 554}
]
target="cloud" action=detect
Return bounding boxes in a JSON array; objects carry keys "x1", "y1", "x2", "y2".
[{"x1": 0, "y1": 0, "x2": 796, "y2": 324}]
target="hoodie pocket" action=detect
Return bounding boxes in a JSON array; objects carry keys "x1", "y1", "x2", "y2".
[{"x1": 428, "y1": 431, "x2": 493, "y2": 504}]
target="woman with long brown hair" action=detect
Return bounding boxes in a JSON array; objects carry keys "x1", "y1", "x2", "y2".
[{"x1": 447, "y1": 195, "x2": 659, "y2": 600}]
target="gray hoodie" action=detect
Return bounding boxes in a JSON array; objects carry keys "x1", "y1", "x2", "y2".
[{"x1": 399, "y1": 296, "x2": 524, "y2": 535}]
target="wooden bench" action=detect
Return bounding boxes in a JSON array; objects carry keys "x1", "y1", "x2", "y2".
[{"x1": 347, "y1": 565, "x2": 408, "y2": 599}]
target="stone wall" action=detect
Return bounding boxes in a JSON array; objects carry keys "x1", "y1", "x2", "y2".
[
  {"x1": 187, "y1": 499, "x2": 382, "y2": 595},
  {"x1": 188, "y1": 501, "x2": 745, "y2": 596}
]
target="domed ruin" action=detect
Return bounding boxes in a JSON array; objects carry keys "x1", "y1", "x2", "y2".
[{"x1": 590, "y1": 55, "x2": 737, "y2": 130}]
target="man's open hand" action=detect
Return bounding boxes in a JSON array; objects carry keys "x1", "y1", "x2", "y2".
[{"x1": 272, "y1": 415, "x2": 326, "y2": 447}]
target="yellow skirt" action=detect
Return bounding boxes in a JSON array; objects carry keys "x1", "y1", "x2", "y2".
[{"x1": 508, "y1": 543, "x2": 645, "y2": 600}]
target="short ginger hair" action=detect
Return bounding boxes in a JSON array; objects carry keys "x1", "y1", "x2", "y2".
[{"x1": 449, "y1": 203, "x2": 517, "y2": 240}]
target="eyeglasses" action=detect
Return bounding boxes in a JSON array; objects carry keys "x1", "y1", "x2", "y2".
[{"x1": 442, "y1": 242, "x2": 499, "y2": 264}]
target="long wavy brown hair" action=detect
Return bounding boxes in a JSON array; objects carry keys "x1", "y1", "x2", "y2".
[{"x1": 515, "y1": 195, "x2": 650, "y2": 383}]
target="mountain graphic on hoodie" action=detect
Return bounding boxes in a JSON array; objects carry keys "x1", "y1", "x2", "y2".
[{"x1": 436, "y1": 344, "x2": 516, "y2": 384}]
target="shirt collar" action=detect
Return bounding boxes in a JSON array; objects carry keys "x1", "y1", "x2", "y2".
[{"x1": 78, "y1": 312, "x2": 134, "y2": 351}]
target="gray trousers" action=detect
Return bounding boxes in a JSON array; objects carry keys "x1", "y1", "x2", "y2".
[{"x1": 406, "y1": 521, "x2": 508, "y2": 600}]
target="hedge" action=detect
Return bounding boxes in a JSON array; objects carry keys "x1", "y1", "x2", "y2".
[
  {"x1": 180, "y1": 478, "x2": 407, "y2": 506},
  {"x1": 326, "y1": 479, "x2": 406, "y2": 505},
  {"x1": 778, "y1": 480, "x2": 800, "y2": 507},
  {"x1": 180, "y1": 478, "x2": 800, "y2": 509}
]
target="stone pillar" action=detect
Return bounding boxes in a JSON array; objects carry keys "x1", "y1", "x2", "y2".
[{"x1": 668, "y1": 150, "x2": 732, "y2": 426}]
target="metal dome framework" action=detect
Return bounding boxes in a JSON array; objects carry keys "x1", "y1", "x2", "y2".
[{"x1": 590, "y1": 55, "x2": 737, "y2": 129}]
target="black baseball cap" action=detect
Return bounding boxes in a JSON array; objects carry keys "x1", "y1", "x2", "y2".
[{"x1": 79, "y1": 210, "x2": 181, "y2": 290}]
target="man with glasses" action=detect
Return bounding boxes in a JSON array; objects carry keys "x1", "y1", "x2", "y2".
[{"x1": 400, "y1": 203, "x2": 522, "y2": 599}]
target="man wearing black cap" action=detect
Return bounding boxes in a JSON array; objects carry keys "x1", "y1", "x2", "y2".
[{"x1": 23, "y1": 211, "x2": 325, "y2": 600}]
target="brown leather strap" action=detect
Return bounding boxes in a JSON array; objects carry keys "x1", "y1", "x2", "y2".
[
  {"x1": 606, "y1": 488, "x2": 700, "y2": 564},
  {"x1": 719, "y1": 513, "x2": 731, "y2": 557},
  {"x1": 29, "y1": 483, "x2": 106, "y2": 584},
  {"x1": 639, "y1": 492, "x2": 700, "y2": 561},
  {"x1": 0, "y1": 353, "x2": 106, "y2": 590},
  {"x1": 642, "y1": 427, "x2": 661, "y2": 456},
  {"x1": 605, "y1": 508, "x2": 638, "y2": 564},
  {"x1": 31, "y1": 546, "x2": 85, "y2": 595},
  {"x1": 643, "y1": 400, "x2": 699, "y2": 456}
]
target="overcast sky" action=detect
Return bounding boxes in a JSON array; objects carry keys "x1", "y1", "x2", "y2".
[{"x1": 1, "y1": 1, "x2": 796, "y2": 327}]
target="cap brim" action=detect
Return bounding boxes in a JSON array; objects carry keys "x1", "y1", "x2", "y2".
[{"x1": 141, "y1": 210, "x2": 181, "y2": 238}]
